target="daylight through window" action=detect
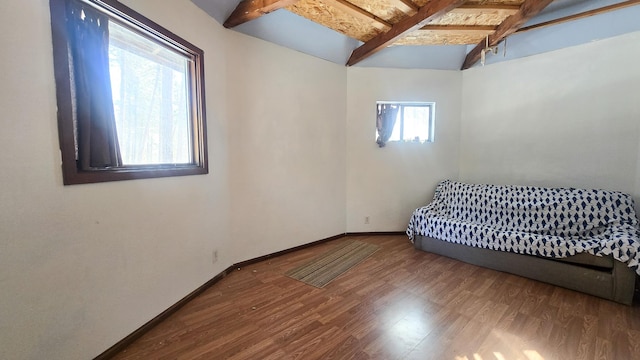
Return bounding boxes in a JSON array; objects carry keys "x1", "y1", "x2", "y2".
[
  {"x1": 376, "y1": 102, "x2": 434, "y2": 147},
  {"x1": 109, "y1": 22, "x2": 192, "y2": 166},
  {"x1": 49, "y1": 0, "x2": 208, "y2": 184}
]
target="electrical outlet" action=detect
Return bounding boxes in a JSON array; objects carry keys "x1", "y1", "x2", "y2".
[
  {"x1": 365, "y1": 216, "x2": 370, "y2": 225},
  {"x1": 212, "y1": 250, "x2": 218, "y2": 264}
]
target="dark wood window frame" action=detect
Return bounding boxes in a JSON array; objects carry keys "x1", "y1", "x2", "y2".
[{"x1": 49, "y1": 0, "x2": 208, "y2": 185}]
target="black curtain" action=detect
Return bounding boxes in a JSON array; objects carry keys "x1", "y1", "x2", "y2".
[
  {"x1": 66, "y1": 0, "x2": 122, "y2": 169},
  {"x1": 376, "y1": 104, "x2": 399, "y2": 147}
]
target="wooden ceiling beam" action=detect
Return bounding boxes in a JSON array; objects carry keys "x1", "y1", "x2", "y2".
[
  {"x1": 324, "y1": 0, "x2": 393, "y2": 31},
  {"x1": 392, "y1": 0, "x2": 420, "y2": 14},
  {"x1": 460, "y1": 0, "x2": 554, "y2": 70},
  {"x1": 224, "y1": 0, "x2": 299, "y2": 28},
  {"x1": 396, "y1": 25, "x2": 496, "y2": 45},
  {"x1": 321, "y1": 2, "x2": 518, "y2": 33},
  {"x1": 452, "y1": 4, "x2": 520, "y2": 15},
  {"x1": 347, "y1": 0, "x2": 465, "y2": 66},
  {"x1": 420, "y1": 25, "x2": 497, "y2": 33},
  {"x1": 516, "y1": 0, "x2": 640, "y2": 34},
  {"x1": 392, "y1": 3, "x2": 520, "y2": 16}
]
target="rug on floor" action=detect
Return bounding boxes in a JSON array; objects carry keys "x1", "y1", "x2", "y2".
[{"x1": 285, "y1": 240, "x2": 379, "y2": 288}]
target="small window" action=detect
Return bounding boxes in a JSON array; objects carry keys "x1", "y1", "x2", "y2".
[
  {"x1": 375, "y1": 102, "x2": 434, "y2": 147},
  {"x1": 49, "y1": 0, "x2": 208, "y2": 184}
]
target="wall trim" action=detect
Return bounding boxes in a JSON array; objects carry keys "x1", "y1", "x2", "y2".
[
  {"x1": 346, "y1": 231, "x2": 406, "y2": 236},
  {"x1": 93, "y1": 268, "x2": 232, "y2": 360},
  {"x1": 94, "y1": 232, "x2": 348, "y2": 359},
  {"x1": 93, "y1": 232, "x2": 406, "y2": 359}
]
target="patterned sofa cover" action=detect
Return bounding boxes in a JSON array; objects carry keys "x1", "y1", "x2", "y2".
[{"x1": 407, "y1": 180, "x2": 639, "y2": 304}]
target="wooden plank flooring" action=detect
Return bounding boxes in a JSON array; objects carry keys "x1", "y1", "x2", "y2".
[{"x1": 111, "y1": 235, "x2": 640, "y2": 360}]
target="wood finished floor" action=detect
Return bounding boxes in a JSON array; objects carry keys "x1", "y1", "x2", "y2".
[{"x1": 112, "y1": 235, "x2": 640, "y2": 360}]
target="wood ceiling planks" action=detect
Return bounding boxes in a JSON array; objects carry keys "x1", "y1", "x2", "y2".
[
  {"x1": 284, "y1": 0, "x2": 527, "y2": 46},
  {"x1": 402, "y1": 4, "x2": 518, "y2": 45},
  {"x1": 286, "y1": 0, "x2": 382, "y2": 41},
  {"x1": 347, "y1": 0, "x2": 409, "y2": 24},
  {"x1": 346, "y1": 0, "x2": 466, "y2": 65},
  {"x1": 323, "y1": 0, "x2": 393, "y2": 31},
  {"x1": 429, "y1": 6, "x2": 518, "y2": 26},
  {"x1": 395, "y1": 25, "x2": 496, "y2": 46},
  {"x1": 224, "y1": 0, "x2": 640, "y2": 67}
]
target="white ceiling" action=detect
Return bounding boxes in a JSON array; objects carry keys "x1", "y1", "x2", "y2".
[{"x1": 191, "y1": 0, "x2": 640, "y2": 70}]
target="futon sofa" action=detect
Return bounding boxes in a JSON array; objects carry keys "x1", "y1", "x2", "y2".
[{"x1": 407, "y1": 180, "x2": 639, "y2": 305}]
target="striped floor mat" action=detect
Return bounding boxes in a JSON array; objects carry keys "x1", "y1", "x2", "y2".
[{"x1": 285, "y1": 240, "x2": 379, "y2": 288}]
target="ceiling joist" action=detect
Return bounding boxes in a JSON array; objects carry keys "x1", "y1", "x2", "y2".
[
  {"x1": 396, "y1": 25, "x2": 496, "y2": 45},
  {"x1": 324, "y1": 0, "x2": 393, "y2": 31},
  {"x1": 346, "y1": 0, "x2": 466, "y2": 66},
  {"x1": 223, "y1": 0, "x2": 638, "y2": 68},
  {"x1": 224, "y1": 0, "x2": 300, "y2": 28},
  {"x1": 451, "y1": 4, "x2": 519, "y2": 16},
  {"x1": 315, "y1": 1, "x2": 517, "y2": 35},
  {"x1": 460, "y1": 0, "x2": 554, "y2": 70},
  {"x1": 391, "y1": 0, "x2": 420, "y2": 14},
  {"x1": 420, "y1": 25, "x2": 497, "y2": 33},
  {"x1": 392, "y1": 3, "x2": 520, "y2": 17}
]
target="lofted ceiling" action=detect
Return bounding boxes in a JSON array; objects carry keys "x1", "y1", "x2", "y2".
[{"x1": 192, "y1": 0, "x2": 640, "y2": 70}]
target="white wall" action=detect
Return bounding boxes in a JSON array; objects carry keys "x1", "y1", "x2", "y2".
[
  {"x1": 0, "y1": 1, "x2": 350, "y2": 358},
  {"x1": 636, "y1": 139, "x2": 640, "y2": 205},
  {"x1": 3, "y1": 1, "x2": 639, "y2": 358},
  {"x1": 0, "y1": 1, "x2": 231, "y2": 359},
  {"x1": 460, "y1": 31, "x2": 640, "y2": 207},
  {"x1": 346, "y1": 68, "x2": 462, "y2": 232},
  {"x1": 226, "y1": 32, "x2": 347, "y2": 261}
]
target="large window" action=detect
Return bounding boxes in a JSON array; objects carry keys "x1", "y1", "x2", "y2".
[
  {"x1": 375, "y1": 102, "x2": 434, "y2": 147},
  {"x1": 49, "y1": 0, "x2": 208, "y2": 184}
]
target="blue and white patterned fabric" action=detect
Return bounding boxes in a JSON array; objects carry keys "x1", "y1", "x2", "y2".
[{"x1": 407, "y1": 180, "x2": 640, "y2": 275}]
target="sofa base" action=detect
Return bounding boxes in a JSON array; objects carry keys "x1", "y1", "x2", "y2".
[{"x1": 414, "y1": 235, "x2": 636, "y2": 305}]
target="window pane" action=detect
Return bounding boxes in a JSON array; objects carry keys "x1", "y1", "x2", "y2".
[
  {"x1": 108, "y1": 21, "x2": 192, "y2": 165},
  {"x1": 402, "y1": 106, "x2": 430, "y2": 142}
]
